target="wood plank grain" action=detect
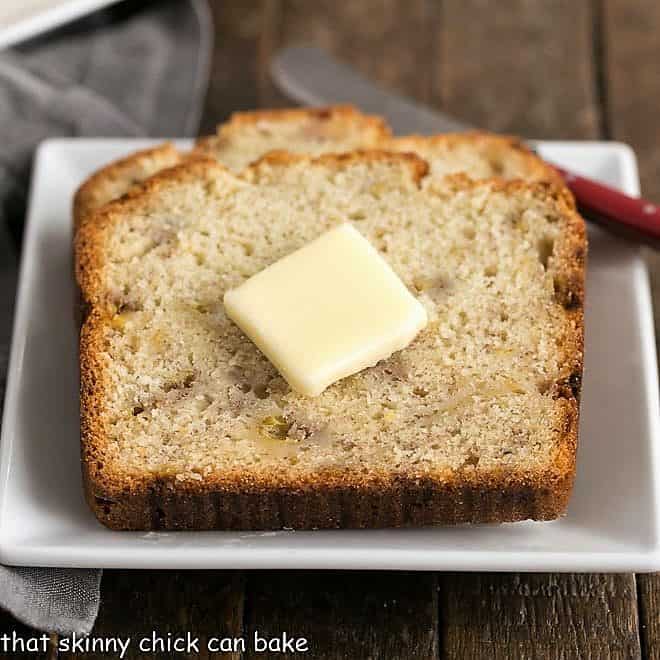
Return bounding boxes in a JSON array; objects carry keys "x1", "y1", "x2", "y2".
[
  {"x1": 602, "y1": 3, "x2": 660, "y2": 658},
  {"x1": 603, "y1": 0, "x2": 660, "y2": 199},
  {"x1": 435, "y1": 2, "x2": 643, "y2": 658},
  {"x1": 244, "y1": 571, "x2": 438, "y2": 660},
  {"x1": 200, "y1": 0, "x2": 268, "y2": 134},
  {"x1": 58, "y1": 571, "x2": 244, "y2": 660},
  {"x1": 638, "y1": 573, "x2": 660, "y2": 660},
  {"x1": 261, "y1": 0, "x2": 436, "y2": 107},
  {"x1": 436, "y1": 0, "x2": 600, "y2": 139},
  {"x1": 439, "y1": 573, "x2": 641, "y2": 660},
  {"x1": 603, "y1": 0, "x2": 660, "y2": 363}
]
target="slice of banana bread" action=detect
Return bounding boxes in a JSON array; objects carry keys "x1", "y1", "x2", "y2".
[
  {"x1": 384, "y1": 132, "x2": 561, "y2": 185},
  {"x1": 72, "y1": 106, "x2": 387, "y2": 230},
  {"x1": 194, "y1": 105, "x2": 391, "y2": 172},
  {"x1": 76, "y1": 151, "x2": 585, "y2": 530},
  {"x1": 73, "y1": 106, "x2": 559, "y2": 231},
  {"x1": 74, "y1": 143, "x2": 182, "y2": 232}
]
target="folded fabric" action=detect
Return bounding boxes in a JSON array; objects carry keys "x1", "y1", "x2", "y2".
[{"x1": 0, "y1": 0, "x2": 212, "y2": 635}]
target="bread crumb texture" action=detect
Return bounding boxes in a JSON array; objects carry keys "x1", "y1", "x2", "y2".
[
  {"x1": 73, "y1": 143, "x2": 182, "y2": 230},
  {"x1": 77, "y1": 151, "x2": 585, "y2": 529},
  {"x1": 194, "y1": 105, "x2": 391, "y2": 172},
  {"x1": 73, "y1": 106, "x2": 557, "y2": 234}
]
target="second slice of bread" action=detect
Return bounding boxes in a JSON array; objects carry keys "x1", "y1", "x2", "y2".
[
  {"x1": 76, "y1": 151, "x2": 585, "y2": 530},
  {"x1": 74, "y1": 143, "x2": 182, "y2": 232},
  {"x1": 195, "y1": 105, "x2": 391, "y2": 172},
  {"x1": 73, "y1": 106, "x2": 560, "y2": 230},
  {"x1": 73, "y1": 106, "x2": 388, "y2": 228}
]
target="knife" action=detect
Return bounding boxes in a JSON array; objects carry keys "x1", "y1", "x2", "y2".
[{"x1": 271, "y1": 46, "x2": 660, "y2": 248}]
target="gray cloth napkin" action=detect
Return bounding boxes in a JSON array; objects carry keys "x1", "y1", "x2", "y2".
[{"x1": 0, "y1": 0, "x2": 212, "y2": 636}]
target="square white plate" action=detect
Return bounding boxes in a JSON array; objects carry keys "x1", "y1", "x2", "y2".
[
  {"x1": 0, "y1": 0, "x2": 121, "y2": 50},
  {"x1": 1, "y1": 139, "x2": 659, "y2": 571}
]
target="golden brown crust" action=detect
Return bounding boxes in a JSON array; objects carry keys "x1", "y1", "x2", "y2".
[
  {"x1": 74, "y1": 113, "x2": 558, "y2": 248},
  {"x1": 214, "y1": 104, "x2": 391, "y2": 141},
  {"x1": 246, "y1": 148, "x2": 430, "y2": 185},
  {"x1": 73, "y1": 143, "x2": 182, "y2": 233},
  {"x1": 79, "y1": 308, "x2": 113, "y2": 496},
  {"x1": 75, "y1": 107, "x2": 387, "y2": 237},
  {"x1": 85, "y1": 468, "x2": 575, "y2": 530},
  {"x1": 193, "y1": 105, "x2": 392, "y2": 167},
  {"x1": 78, "y1": 150, "x2": 585, "y2": 530},
  {"x1": 385, "y1": 131, "x2": 563, "y2": 185},
  {"x1": 74, "y1": 116, "x2": 559, "y2": 267},
  {"x1": 193, "y1": 133, "x2": 223, "y2": 157},
  {"x1": 75, "y1": 155, "x2": 228, "y2": 308}
]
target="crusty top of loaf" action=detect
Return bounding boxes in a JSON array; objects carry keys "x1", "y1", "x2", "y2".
[
  {"x1": 77, "y1": 150, "x2": 585, "y2": 497},
  {"x1": 73, "y1": 106, "x2": 559, "y2": 236},
  {"x1": 194, "y1": 105, "x2": 391, "y2": 172},
  {"x1": 385, "y1": 132, "x2": 561, "y2": 185},
  {"x1": 73, "y1": 106, "x2": 388, "y2": 229},
  {"x1": 73, "y1": 143, "x2": 182, "y2": 231}
]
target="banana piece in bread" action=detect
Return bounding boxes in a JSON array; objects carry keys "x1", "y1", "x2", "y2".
[{"x1": 76, "y1": 151, "x2": 585, "y2": 530}]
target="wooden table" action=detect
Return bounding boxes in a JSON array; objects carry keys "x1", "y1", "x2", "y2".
[{"x1": 2, "y1": 1, "x2": 659, "y2": 658}]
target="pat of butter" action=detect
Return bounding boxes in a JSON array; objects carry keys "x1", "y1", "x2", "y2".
[{"x1": 223, "y1": 223, "x2": 427, "y2": 397}]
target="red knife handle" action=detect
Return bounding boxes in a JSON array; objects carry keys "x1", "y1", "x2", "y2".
[{"x1": 553, "y1": 165, "x2": 660, "y2": 248}]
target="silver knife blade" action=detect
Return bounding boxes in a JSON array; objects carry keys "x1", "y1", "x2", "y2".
[{"x1": 271, "y1": 46, "x2": 472, "y2": 135}]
